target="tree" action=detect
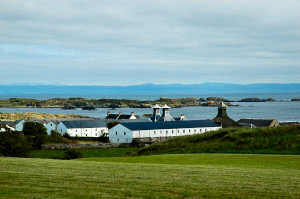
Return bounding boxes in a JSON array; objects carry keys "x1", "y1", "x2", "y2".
[
  {"x1": 98, "y1": 132, "x2": 109, "y2": 143},
  {"x1": 23, "y1": 121, "x2": 47, "y2": 136},
  {"x1": 106, "y1": 121, "x2": 119, "y2": 129},
  {"x1": 0, "y1": 127, "x2": 31, "y2": 157},
  {"x1": 23, "y1": 121, "x2": 47, "y2": 150}
]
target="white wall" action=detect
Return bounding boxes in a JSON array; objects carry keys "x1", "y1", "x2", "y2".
[
  {"x1": 68, "y1": 127, "x2": 108, "y2": 137},
  {"x1": 111, "y1": 125, "x2": 221, "y2": 143},
  {"x1": 56, "y1": 122, "x2": 108, "y2": 137},
  {"x1": 45, "y1": 121, "x2": 56, "y2": 134},
  {"x1": 15, "y1": 120, "x2": 25, "y2": 131},
  {"x1": 109, "y1": 124, "x2": 133, "y2": 143}
]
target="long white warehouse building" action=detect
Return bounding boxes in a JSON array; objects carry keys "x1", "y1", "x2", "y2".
[{"x1": 109, "y1": 120, "x2": 221, "y2": 143}]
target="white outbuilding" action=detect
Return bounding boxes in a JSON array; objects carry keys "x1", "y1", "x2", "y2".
[
  {"x1": 109, "y1": 120, "x2": 221, "y2": 143},
  {"x1": 57, "y1": 120, "x2": 108, "y2": 137}
]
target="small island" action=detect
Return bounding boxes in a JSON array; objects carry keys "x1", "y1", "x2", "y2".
[{"x1": 0, "y1": 97, "x2": 237, "y2": 108}]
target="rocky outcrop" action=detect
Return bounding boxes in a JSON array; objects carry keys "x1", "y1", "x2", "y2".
[
  {"x1": 291, "y1": 98, "x2": 300, "y2": 101},
  {"x1": 238, "y1": 98, "x2": 275, "y2": 102}
]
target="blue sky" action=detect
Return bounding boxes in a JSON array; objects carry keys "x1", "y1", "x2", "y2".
[{"x1": 0, "y1": 0, "x2": 299, "y2": 85}]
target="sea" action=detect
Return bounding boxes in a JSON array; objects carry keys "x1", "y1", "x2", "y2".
[{"x1": 0, "y1": 93, "x2": 300, "y2": 122}]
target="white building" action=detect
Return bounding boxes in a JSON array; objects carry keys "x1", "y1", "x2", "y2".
[
  {"x1": 15, "y1": 120, "x2": 25, "y2": 131},
  {"x1": 109, "y1": 120, "x2": 221, "y2": 143},
  {"x1": 57, "y1": 120, "x2": 108, "y2": 137},
  {"x1": 45, "y1": 121, "x2": 57, "y2": 134}
]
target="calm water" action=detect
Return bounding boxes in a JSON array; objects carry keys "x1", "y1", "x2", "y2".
[{"x1": 0, "y1": 93, "x2": 300, "y2": 122}]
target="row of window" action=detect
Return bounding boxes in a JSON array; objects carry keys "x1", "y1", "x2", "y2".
[
  {"x1": 153, "y1": 128, "x2": 207, "y2": 134},
  {"x1": 114, "y1": 129, "x2": 210, "y2": 137}
]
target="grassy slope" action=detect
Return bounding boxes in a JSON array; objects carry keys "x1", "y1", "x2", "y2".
[
  {"x1": 0, "y1": 154, "x2": 300, "y2": 198},
  {"x1": 134, "y1": 125, "x2": 300, "y2": 156}
]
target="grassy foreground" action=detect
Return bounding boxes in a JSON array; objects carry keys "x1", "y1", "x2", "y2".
[{"x1": 1, "y1": 154, "x2": 300, "y2": 198}]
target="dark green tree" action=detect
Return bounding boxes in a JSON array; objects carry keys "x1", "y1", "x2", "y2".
[
  {"x1": 23, "y1": 121, "x2": 47, "y2": 150},
  {"x1": 106, "y1": 121, "x2": 119, "y2": 129},
  {"x1": 0, "y1": 126, "x2": 31, "y2": 157}
]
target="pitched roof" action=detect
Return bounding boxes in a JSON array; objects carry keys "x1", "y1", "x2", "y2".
[
  {"x1": 61, "y1": 120, "x2": 108, "y2": 129},
  {"x1": 105, "y1": 113, "x2": 140, "y2": 120},
  {"x1": 152, "y1": 104, "x2": 161, "y2": 109},
  {"x1": 161, "y1": 104, "x2": 171, "y2": 109},
  {"x1": 120, "y1": 120, "x2": 220, "y2": 131},
  {"x1": 237, "y1": 119, "x2": 277, "y2": 127},
  {"x1": 105, "y1": 114, "x2": 119, "y2": 119}
]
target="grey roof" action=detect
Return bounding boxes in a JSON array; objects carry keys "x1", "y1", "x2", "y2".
[
  {"x1": 61, "y1": 119, "x2": 150, "y2": 129},
  {"x1": 105, "y1": 114, "x2": 119, "y2": 120},
  {"x1": 105, "y1": 113, "x2": 140, "y2": 120},
  {"x1": 120, "y1": 120, "x2": 220, "y2": 131},
  {"x1": 61, "y1": 120, "x2": 108, "y2": 128},
  {"x1": 237, "y1": 119, "x2": 277, "y2": 127}
]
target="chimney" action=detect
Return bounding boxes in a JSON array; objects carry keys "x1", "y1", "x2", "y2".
[
  {"x1": 131, "y1": 112, "x2": 135, "y2": 116},
  {"x1": 107, "y1": 111, "x2": 110, "y2": 116},
  {"x1": 150, "y1": 104, "x2": 161, "y2": 122},
  {"x1": 159, "y1": 104, "x2": 175, "y2": 121}
]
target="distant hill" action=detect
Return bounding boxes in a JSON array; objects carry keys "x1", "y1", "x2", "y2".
[
  {"x1": 133, "y1": 125, "x2": 300, "y2": 155},
  {"x1": 0, "y1": 83, "x2": 300, "y2": 95}
]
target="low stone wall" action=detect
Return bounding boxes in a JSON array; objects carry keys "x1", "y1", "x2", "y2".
[
  {"x1": 43, "y1": 143, "x2": 121, "y2": 150},
  {"x1": 134, "y1": 137, "x2": 172, "y2": 144}
]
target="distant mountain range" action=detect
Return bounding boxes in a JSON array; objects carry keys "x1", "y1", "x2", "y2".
[{"x1": 0, "y1": 83, "x2": 299, "y2": 95}]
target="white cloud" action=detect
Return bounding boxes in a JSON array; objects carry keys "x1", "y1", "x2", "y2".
[{"x1": 0, "y1": 0, "x2": 299, "y2": 85}]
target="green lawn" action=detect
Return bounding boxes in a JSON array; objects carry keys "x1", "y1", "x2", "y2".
[{"x1": 1, "y1": 154, "x2": 300, "y2": 198}]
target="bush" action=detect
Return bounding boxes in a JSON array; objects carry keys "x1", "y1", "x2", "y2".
[
  {"x1": 63, "y1": 133, "x2": 71, "y2": 139},
  {"x1": 106, "y1": 121, "x2": 119, "y2": 129},
  {"x1": 0, "y1": 130, "x2": 31, "y2": 157},
  {"x1": 23, "y1": 121, "x2": 47, "y2": 150},
  {"x1": 45, "y1": 130, "x2": 64, "y2": 143},
  {"x1": 98, "y1": 132, "x2": 109, "y2": 143},
  {"x1": 63, "y1": 149, "x2": 83, "y2": 160}
]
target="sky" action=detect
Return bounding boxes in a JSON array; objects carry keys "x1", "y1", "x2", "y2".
[{"x1": 0, "y1": 0, "x2": 300, "y2": 85}]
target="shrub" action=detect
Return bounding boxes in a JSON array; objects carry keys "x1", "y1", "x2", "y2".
[
  {"x1": 63, "y1": 133, "x2": 71, "y2": 139},
  {"x1": 98, "y1": 132, "x2": 109, "y2": 143},
  {"x1": 45, "y1": 131, "x2": 64, "y2": 143},
  {"x1": 106, "y1": 121, "x2": 119, "y2": 129},
  {"x1": 63, "y1": 149, "x2": 83, "y2": 160},
  {"x1": 0, "y1": 130, "x2": 31, "y2": 157}
]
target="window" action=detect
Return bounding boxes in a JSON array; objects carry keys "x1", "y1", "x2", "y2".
[
  {"x1": 76, "y1": 130, "x2": 77, "y2": 132},
  {"x1": 189, "y1": 129, "x2": 191, "y2": 132},
  {"x1": 160, "y1": 131, "x2": 162, "y2": 134},
  {"x1": 183, "y1": 130, "x2": 185, "y2": 133},
  {"x1": 154, "y1": 131, "x2": 156, "y2": 134},
  {"x1": 194, "y1": 129, "x2": 196, "y2": 133},
  {"x1": 116, "y1": 132, "x2": 118, "y2": 135},
  {"x1": 86, "y1": 129, "x2": 87, "y2": 131},
  {"x1": 177, "y1": 130, "x2": 179, "y2": 133},
  {"x1": 126, "y1": 139, "x2": 128, "y2": 142},
  {"x1": 166, "y1": 130, "x2": 168, "y2": 134},
  {"x1": 117, "y1": 138, "x2": 119, "y2": 142},
  {"x1": 124, "y1": 132, "x2": 126, "y2": 135},
  {"x1": 172, "y1": 130, "x2": 174, "y2": 134}
]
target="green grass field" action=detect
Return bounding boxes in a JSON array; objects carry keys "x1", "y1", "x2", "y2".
[{"x1": 1, "y1": 154, "x2": 299, "y2": 198}]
